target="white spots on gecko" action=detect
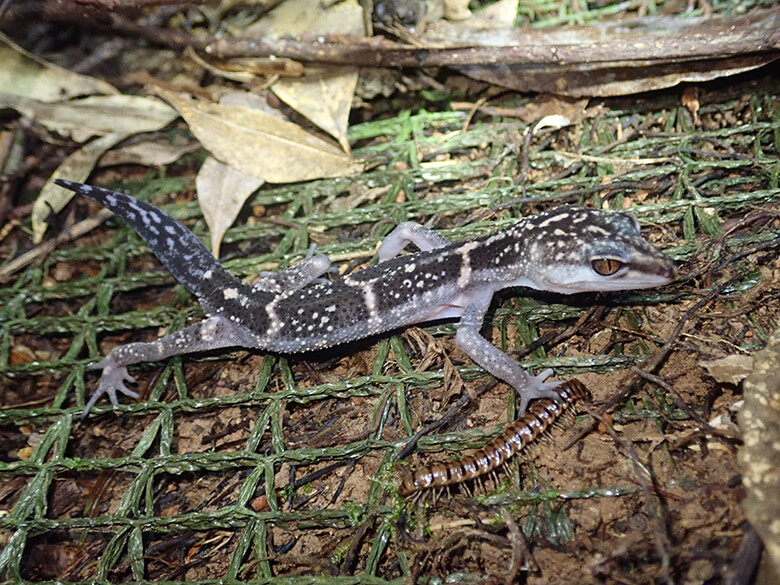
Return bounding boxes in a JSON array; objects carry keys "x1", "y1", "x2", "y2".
[
  {"x1": 265, "y1": 296, "x2": 284, "y2": 335},
  {"x1": 537, "y1": 212, "x2": 571, "y2": 229},
  {"x1": 483, "y1": 232, "x2": 506, "y2": 246},
  {"x1": 199, "y1": 317, "x2": 220, "y2": 340},
  {"x1": 139, "y1": 208, "x2": 160, "y2": 235},
  {"x1": 586, "y1": 225, "x2": 610, "y2": 236},
  {"x1": 223, "y1": 288, "x2": 239, "y2": 299}
]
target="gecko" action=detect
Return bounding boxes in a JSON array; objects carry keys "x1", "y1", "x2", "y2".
[{"x1": 54, "y1": 179, "x2": 677, "y2": 416}]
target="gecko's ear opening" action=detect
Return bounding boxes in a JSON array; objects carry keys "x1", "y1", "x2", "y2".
[{"x1": 590, "y1": 258, "x2": 626, "y2": 276}]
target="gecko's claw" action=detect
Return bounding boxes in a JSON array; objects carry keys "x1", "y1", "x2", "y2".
[
  {"x1": 81, "y1": 357, "x2": 139, "y2": 418},
  {"x1": 516, "y1": 368, "x2": 563, "y2": 414}
]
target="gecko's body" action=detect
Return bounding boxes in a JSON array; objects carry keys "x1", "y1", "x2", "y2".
[{"x1": 55, "y1": 180, "x2": 676, "y2": 415}]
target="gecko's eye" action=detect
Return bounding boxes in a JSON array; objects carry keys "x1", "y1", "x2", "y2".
[{"x1": 591, "y1": 258, "x2": 625, "y2": 276}]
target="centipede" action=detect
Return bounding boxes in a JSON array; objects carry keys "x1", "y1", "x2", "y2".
[{"x1": 397, "y1": 379, "x2": 590, "y2": 496}]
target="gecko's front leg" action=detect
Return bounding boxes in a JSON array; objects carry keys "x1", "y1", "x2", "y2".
[
  {"x1": 83, "y1": 315, "x2": 259, "y2": 416},
  {"x1": 455, "y1": 296, "x2": 561, "y2": 414},
  {"x1": 253, "y1": 245, "x2": 331, "y2": 294}
]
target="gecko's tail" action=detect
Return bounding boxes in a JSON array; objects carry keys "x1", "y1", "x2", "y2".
[{"x1": 55, "y1": 180, "x2": 261, "y2": 311}]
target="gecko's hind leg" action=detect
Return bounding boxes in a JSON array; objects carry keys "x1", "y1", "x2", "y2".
[
  {"x1": 83, "y1": 315, "x2": 259, "y2": 417},
  {"x1": 377, "y1": 222, "x2": 451, "y2": 261}
]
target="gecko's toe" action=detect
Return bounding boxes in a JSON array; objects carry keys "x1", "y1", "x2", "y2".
[
  {"x1": 81, "y1": 358, "x2": 139, "y2": 418},
  {"x1": 516, "y1": 368, "x2": 564, "y2": 414}
]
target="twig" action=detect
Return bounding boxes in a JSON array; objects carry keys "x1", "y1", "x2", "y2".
[{"x1": 5, "y1": 5, "x2": 777, "y2": 69}]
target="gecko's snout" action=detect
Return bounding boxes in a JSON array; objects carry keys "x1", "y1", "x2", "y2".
[{"x1": 660, "y1": 261, "x2": 678, "y2": 281}]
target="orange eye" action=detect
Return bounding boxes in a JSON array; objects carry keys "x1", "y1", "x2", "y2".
[{"x1": 591, "y1": 258, "x2": 624, "y2": 276}]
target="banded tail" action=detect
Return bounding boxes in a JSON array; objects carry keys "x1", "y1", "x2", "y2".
[{"x1": 54, "y1": 179, "x2": 249, "y2": 311}]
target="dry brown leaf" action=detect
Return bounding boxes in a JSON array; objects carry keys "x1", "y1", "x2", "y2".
[
  {"x1": 158, "y1": 89, "x2": 363, "y2": 183},
  {"x1": 33, "y1": 133, "x2": 128, "y2": 242},
  {"x1": 272, "y1": 67, "x2": 359, "y2": 154},
  {"x1": 700, "y1": 355, "x2": 754, "y2": 385},
  {"x1": 195, "y1": 92, "x2": 277, "y2": 255},
  {"x1": 251, "y1": 0, "x2": 363, "y2": 153},
  {"x1": 0, "y1": 94, "x2": 178, "y2": 142},
  {"x1": 99, "y1": 140, "x2": 200, "y2": 168},
  {"x1": 0, "y1": 32, "x2": 118, "y2": 102},
  {"x1": 196, "y1": 156, "x2": 264, "y2": 257},
  {"x1": 426, "y1": 0, "x2": 515, "y2": 33},
  {"x1": 244, "y1": 0, "x2": 362, "y2": 38},
  {"x1": 443, "y1": 0, "x2": 472, "y2": 21}
]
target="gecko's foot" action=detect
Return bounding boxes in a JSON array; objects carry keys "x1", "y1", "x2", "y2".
[
  {"x1": 516, "y1": 368, "x2": 563, "y2": 414},
  {"x1": 82, "y1": 357, "x2": 139, "y2": 418}
]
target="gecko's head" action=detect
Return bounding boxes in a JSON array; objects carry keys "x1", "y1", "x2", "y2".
[{"x1": 516, "y1": 206, "x2": 677, "y2": 294}]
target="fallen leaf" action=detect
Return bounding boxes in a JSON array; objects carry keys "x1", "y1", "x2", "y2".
[
  {"x1": 196, "y1": 156, "x2": 264, "y2": 257},
  {"x1": 251, "y1": 0, "x2": 363, "y2": 153},
  {"x1": 99, "y1": 140, "x2": 200, "y2": 168},
  {"x1": 158, "y1": 88, "x2": 363, "y2": 182},
  {"x1": 272, "y1": 67, "x2": 359, "y2": 153},
  {"x1": 244, "y1": 0, "x2": 362, "y2": 37},
  {"x1": 33, "y1": 133, "x2": 127, "y2": 242},
  {"x1": 194, "y1": 91, "x2": 279, "y2": 255},
  {"x1": 443, "y1": 0, "x2": 472, "y2": 21},
  {"x1": 700, "y1": 355, "x2": 754, "y2": 385},
  {"x1": 0, "y1": 32, "x2": 118, "y2": 102},
  {"x1": 0, "y1": 94, "x2": 178, "y2": 142}
]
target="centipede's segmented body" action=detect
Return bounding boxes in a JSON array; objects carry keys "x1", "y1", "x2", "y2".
[{"x1": 397, "y1": 379, "x2": 590, "y2": 496}]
